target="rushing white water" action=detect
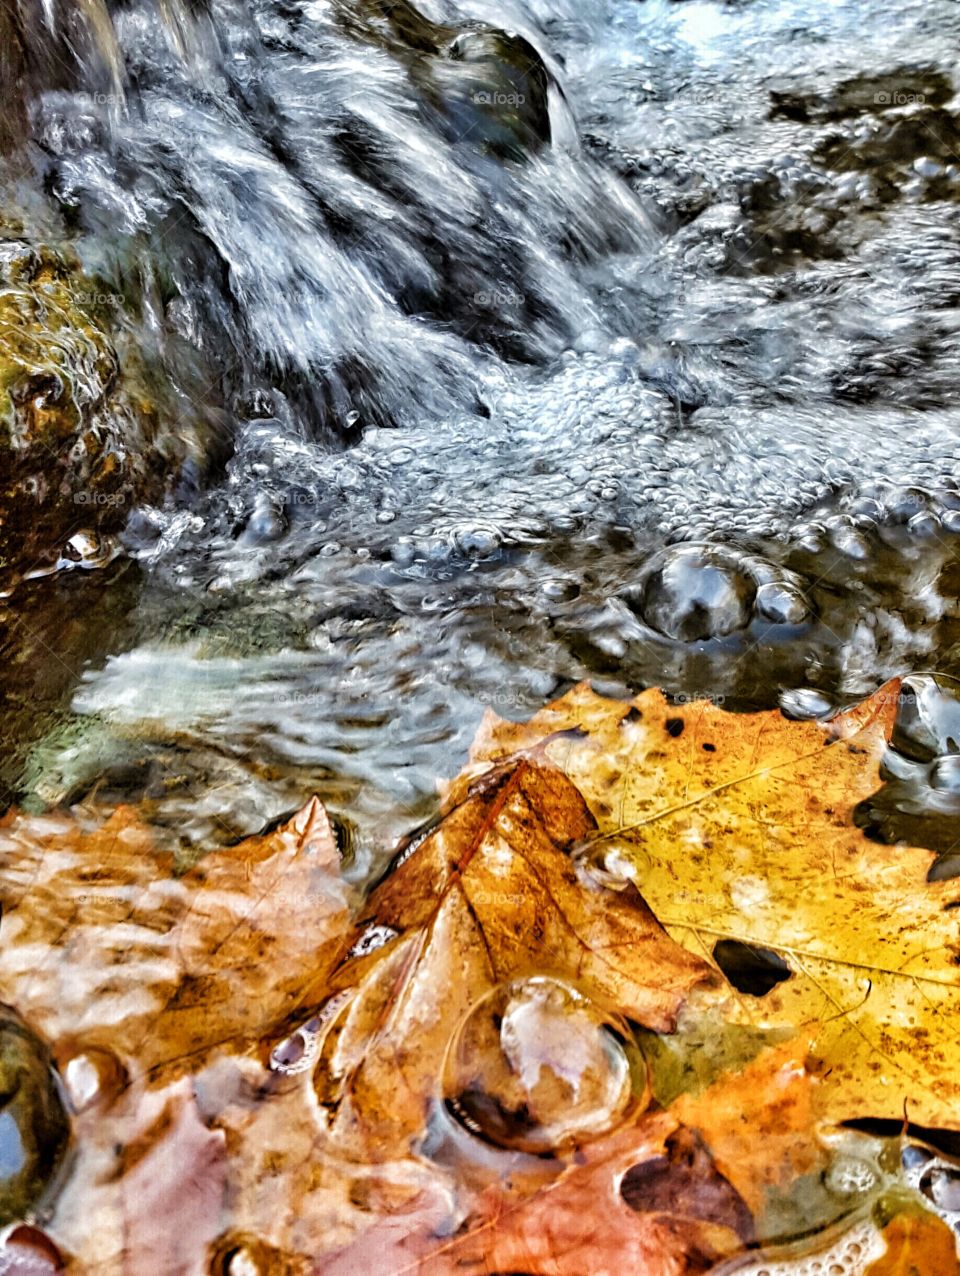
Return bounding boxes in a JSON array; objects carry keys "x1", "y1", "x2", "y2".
[{"x1": 6, "y1": 0, "x2": 960, "y2": 859}]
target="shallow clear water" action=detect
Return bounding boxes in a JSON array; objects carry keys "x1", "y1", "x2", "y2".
[{"x1": 7, "y1": 0, "x2": 960, "y2": 1267}]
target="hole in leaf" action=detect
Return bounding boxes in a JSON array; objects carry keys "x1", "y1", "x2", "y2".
[
  {"x1": 843, "y1": 1119, "x2": 960, "y2": 1161},
  {"x1": 712, "y1": 940, "x2": 792, "y2": 996}
]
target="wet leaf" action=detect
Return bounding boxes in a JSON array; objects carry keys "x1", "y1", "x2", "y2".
[
  {"x1": 52, "y1": 1077, "x2": 227, "y2": 1273},
  {"x1": 328, "y1": 1109, "x2": 742, "y2": 1276},
  {"x1": 0, "y1": 798, "x2": 352, "y2": 1080},
  {"x1": 313, "y1": 757, "x2": 714, "y2": 1155},
  {"x1": 460, "y1": 680, "x2": 960, "y2": 1130},
  {"x1": 213, "y1": 1056, "x2": 457, "y2": 1273},
  {"x1": 347, "y1": 1042, "x2": 816, "y2": 1275},
  {"x1": 670, "y1": 1041, "x2": 823, "y2": 1216},
  {"x1": 865, "y1": 1207, "x2": 960, "y2": 1274}
]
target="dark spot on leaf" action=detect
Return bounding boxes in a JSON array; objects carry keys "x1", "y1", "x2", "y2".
[
  {"x1": 712, "y1": 940, "x2": 792, "y2": 997},
  {"x1": 665, "y1": 718, "x2": 684, "y2": 738}
]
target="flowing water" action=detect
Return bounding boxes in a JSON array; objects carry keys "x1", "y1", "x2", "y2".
[
  {"x1": 5, "y1": 0, "x2": 960, "y2": 861},
  {"x1": 5, "y1": 0, "x2": 960, "y2": 1264}
]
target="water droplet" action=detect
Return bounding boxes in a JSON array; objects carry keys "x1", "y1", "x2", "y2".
[
  {"x1": 572, "y1": 839, "x2": 646, "y2": 891},
  {"x1": 443, "y1": 976, "x2": 640, "y2": 1154}
]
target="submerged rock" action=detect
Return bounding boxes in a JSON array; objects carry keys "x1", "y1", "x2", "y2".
[
  {"x1": 336, "y1": 0, "x2": 555, "y2": 160},
  {"x1": 0, "y1": 236, "x2": 188, "y2": 593}
]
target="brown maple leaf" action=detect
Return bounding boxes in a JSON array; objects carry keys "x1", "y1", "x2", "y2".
[{"x1": 309, "y1": 757, "x2": 714, "y2": 1157}]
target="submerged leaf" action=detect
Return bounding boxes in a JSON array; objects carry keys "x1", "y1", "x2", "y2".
[
  {"x1": 865, "y1": 1207, "x2": 960, "y2": 1274},
  {"x1": 0, "y1": 798, "x2": 352, "y2": 1079},
  {"x1": 379, "y1": 1041, "x2": 818, "y2": 1276}
]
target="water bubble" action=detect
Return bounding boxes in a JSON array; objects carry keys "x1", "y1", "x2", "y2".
[
  {"x1": 347, "y1": 924, "x2": 399, "y2": 958},
  {"x1": 920, "y1": 1165, "x2": 960, "y2": 1213},
  {"x1": 780, "y1": 688, "x2": 837, "y2": 721},
  {"x1": 443, "y1": 976, "x2": 640, "y2": 1154},
  {"x1": 452, "y1": 525, "x2": 501, "y2": 559},
  {"x1": 824, "y1": 1156, "x2": 878, "y2": 1197},
  {"x1": 242, "y1": 497, "x2": 286, "y2": 546},
  {"x1": 630, "y1": 544, "x2": 756, "y2": 641},
  {"x1": 61, "y1": 1048, "x2": 125, "y2": 1112},
  {"x1": 268, "y1": 994, "x2": 351, "y2": 1077},
  {"x1": 908, "y1": 511, "x2": 940, "y2": 539},
  {"x1": 756, "y1": 581, "x2": 811, "y2": 626},
  {"x1": 901, "y1": 1143, "x2": 935, "y2": 1173},
  {"x1": 891, "y1": 675, "x2": 960, "y2": 763},
  {"x1": 572, "y1": 839, "x2": 646, "y2": 891},
  {"x1": 541, "y1": 577, "x2": 580, "y2": 601}
]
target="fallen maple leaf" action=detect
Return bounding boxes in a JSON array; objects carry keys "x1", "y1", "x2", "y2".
[
  {"x1": 413, "y1": 1110, "x2": 748, "y2": 1276},
  {"x1": 671, "y1": 1041, "x2": 821, "y2": 1216},
  {"x1": 52, "y1": 1076, "x2": 227, "y2": 1274},
  {"x1": 865, "y1": 1207, "x2": 960, "y2": 1274},
  {"x1": 458, "y1": 680, "x2": 960, "y2": 1130},
  {"x1": 312, "y1": 757, "x2": 714, "y2": 1157},
  {"x1": 0, "y1": 797, "x2": 352, "y2": 1079},
  {"x1": 331, "y1": 1041, "x2": 815, "y2": 1276},
  {"x1": 320, "y1": 1108, "x2": 745, "y2": 1276}
]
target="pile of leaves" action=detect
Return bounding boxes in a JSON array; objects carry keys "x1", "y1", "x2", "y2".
[{"x1": 1, "y1": 679, "x2": 959, "y2": 1272}]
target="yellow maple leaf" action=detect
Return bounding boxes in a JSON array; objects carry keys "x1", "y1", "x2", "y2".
[{"x1": 459, "y1": 680, "x2": 960, "y2": 1130}]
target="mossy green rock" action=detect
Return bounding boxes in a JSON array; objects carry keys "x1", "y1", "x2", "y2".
[
  {"x1": 0, "y1": 1006, "x2": 69, "y2": 1224},
  {"x1": 0, "y1": 235, "x2": 178, "y2": 592}
]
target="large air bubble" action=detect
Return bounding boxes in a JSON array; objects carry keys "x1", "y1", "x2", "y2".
[
  {"x1": 626, "y1": 544, "x2": 811, "y2": 642},
  {"x1": 443, "y1": 976, "x2": 641, "y2": 1155}
]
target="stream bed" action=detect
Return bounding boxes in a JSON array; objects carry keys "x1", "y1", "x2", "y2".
[{"x1": 4, "y1": 0, "x2": 960, "y2": 1268}]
